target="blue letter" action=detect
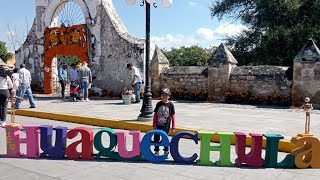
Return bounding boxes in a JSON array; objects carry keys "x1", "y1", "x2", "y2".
[
  {"x1": 170, "y1": 131, "x2": 198, "y2": 164},
  {"x1": 39, "y1": 125, "x2": 67, "y2": 159},
  {"x1": 140, "y1": 130, "x2": 169, "y2": 163}
]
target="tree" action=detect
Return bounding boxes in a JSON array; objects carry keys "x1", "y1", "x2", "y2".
[
  {"x1": 210, "y1": 0, "x2": 320, "y2": 66},
  {"x1": 163, "y1": 45, "x2": 211, "y2": 66},
  {"x1": 57, "y1": 55, "x2": 81, "y2": 65},
  {"x1": 6, "y1": 17, "x2": 29, "y2": 52},
  {"x1": 0, "y1": 41, "x2": 13, "y2": 62}
]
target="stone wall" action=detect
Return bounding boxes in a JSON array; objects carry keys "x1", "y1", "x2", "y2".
[
  {"x1": 230, "y1": 66, "x2": 292, "y2": 95},
  {"x1": 159, "y1": 66, "x2": 208, "y2": 93},
  {"x1": 151, "y1": 43, "x2": 295, "y2": 104},
  {"x1": 152, "y1": 64, "x2": 292, "y2": 101},
  {"x1": 292, "y1": 39, "x2": 320, "y2": 106}
]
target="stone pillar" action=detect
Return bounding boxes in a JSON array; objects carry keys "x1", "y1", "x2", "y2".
[
  {"x1": 292, "y1": 39, "x2": 320, "y2": 107},
  {"x1": 207, "y1": 44, "x2": 238, "y2": 102},
  {"x1": 151, "y1": 46, "x2": 169, "y2": 97}
]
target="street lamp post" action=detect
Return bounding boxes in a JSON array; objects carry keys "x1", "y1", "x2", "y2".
[
  {"x1": 125, "y1": 0, "x2": 172, "y2": 121},
  {"x1": 138, "y1": 1, "x2": 153, "y2": 120}
]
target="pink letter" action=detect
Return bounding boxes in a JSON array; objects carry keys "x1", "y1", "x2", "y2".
[
  {"x1": 234, "y1": 132, "x2": 264, "y2": 168},
  {"x1": 115, "y1": 130, "x2": 141, "y2": 159},
  {"x1": 5, "y1": 125, "x2": 40, "y2": 158}
]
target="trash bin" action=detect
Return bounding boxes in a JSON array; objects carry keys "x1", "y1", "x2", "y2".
[{"x1": 122, "y1": 94, "x2": 132, "y2": 104}]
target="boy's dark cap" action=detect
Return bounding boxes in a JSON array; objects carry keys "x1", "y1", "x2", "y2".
[
  {"x1": 71, "y1": 84, "x2": 77, "y2": 88},
  {"x1": 126, "y1": 63, "x2": 133, "y2": 69},
  {"x1": 160, "y1": 88, "x2": 171, "y2": 96}
]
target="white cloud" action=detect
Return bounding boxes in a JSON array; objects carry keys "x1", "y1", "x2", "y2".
[
  {"x1": 151, "y1": 34, "x2": 198, "y2": 49},
  {"x1": 151, "y1": 22, "x2": 247, "y2": 49},
  {"x1": 196, "y1": 28, "x2": 214, "y2": 40},
  {"x1": 188, "y1": 1, "x2": 198, "y2": 7},
  {"x1": 5, "y1": 31, "x2": 15, "y2": 36},
  {"x1": 188, "y1": 0, "x2": 205, "y2": 8},
  {"x1": 213, "y1": 23, "x2": 247, "y2": 37}
]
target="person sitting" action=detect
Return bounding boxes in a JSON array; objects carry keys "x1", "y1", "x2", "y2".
[{"x1": 70, "y1": 83, "x2": 80, "y2": 102}]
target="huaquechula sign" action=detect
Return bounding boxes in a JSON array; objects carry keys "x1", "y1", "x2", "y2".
[{"x1": 3, "y1": 124, "x2": 320, "y2": 169}]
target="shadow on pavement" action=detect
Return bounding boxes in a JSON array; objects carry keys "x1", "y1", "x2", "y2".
[
  {"x1": 255, "y1": 104, "x2": 290, "y2": 110},
  {"x1": 123, "y1": 119, "x2": 152, "y2": 122},
  {"x1": 0, "y1": 155, "x2": 293, "y2": 169},
  {"x1": 104, "y1": 102, "x2": 125, "y2": 105}
]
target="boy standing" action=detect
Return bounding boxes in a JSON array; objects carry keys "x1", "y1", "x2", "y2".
[{"x1": 153, "y1": 88, "x2": 176, "y2": 155}]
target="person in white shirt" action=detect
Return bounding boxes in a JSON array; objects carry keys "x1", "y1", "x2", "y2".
[
  {"x1": 15, "y1": 64, "x2": 36, "y2": 109},
  {"x1": 11, "y1": 68, "x2": 19, "y2": 90},
  {"x1": 0, "y1": 66, "x2": 13, "y2": 127},
  {"x1": 127, "y1": 63, "x2": 142, "y2": 103}
]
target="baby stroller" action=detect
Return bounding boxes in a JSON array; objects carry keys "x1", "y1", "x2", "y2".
[{"x1": 70, "y1": 82, "x2": 82, "y2": 101}]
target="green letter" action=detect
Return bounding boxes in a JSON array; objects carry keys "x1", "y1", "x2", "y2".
[{"x1": 197, "y1": 131, "x2": 233, "y2": 166}]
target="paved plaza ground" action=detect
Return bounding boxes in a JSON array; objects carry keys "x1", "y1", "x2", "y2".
[
  {"x1": 16, "y1": 95, "x2": 320, "y2": 139},
  {"x1": 0, "y1": 95, "x2": 319, "y2": 179}
]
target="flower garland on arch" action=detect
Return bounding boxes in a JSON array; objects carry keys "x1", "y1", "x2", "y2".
[{"x1": 43, "y1": 24, "x2": 89, "y2": 94}]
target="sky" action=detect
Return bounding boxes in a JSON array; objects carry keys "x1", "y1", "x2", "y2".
[{"x1": 0, "y1": 0, "x2": 246, "y2": 52}]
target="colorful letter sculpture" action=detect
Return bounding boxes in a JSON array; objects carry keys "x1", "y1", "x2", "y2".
[
  {"x1": 4, "y1": 123, "x2": 320, "y2": 169},
  {"x1": 197, "y1": 131, "x2": 233, "y2": 166},
  {"x1": 170, "y1": 131, "x2": 198, "y2": 164},
  {"x1": 140, "y1": 130, "x2": 170, "y2": 163},
  {"x1": 263, "y1": 134, "x2": 294, "y2": 168},
  {"x1": 94, "y1": 128, "x2": 118, "y2": 159},
  {"x1": 197, "y1": 131, "x2": 215, "y2": 166},
  {"x1": 115, "y1": 130, "x2": 141, "y2": 159},
  {"x1": 66, "y1": 127, "x2": 94, "y2": 160},
  {"x1": 5, "y1": 125, "x2": 40, "y2": 158},
  {"x1": 234, "y1": 132, "x2": 264, "y2": 168},
  {"x1": 39, "y1": 125, "x2": 67, "y2": 159},
  {"x1": 290, "y1": 135, "x2": 320, "y2": 168}
]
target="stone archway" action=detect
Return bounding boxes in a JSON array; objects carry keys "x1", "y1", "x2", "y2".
[
  {"x1": 43, "y1": 24, "x2": 89, "y2": 93},
  {"x1": 42, "y1": 1, "x2": 89, "y2": 93},
  {"x1": 16, "y1": 0, "x2": 146, "y2": 95}
]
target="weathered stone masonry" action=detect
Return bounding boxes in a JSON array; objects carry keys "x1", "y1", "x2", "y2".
[{"x1": 152, "y1": 40, "x2": 320, "y2": 106}]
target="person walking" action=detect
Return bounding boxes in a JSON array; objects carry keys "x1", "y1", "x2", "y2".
[
  {"x1": 11, "y1": 68, "x2": 19, "y2": 91},
  {"x1": 79, "y1": 62, "x2": 92, "y2": 101},
  {"x1": 126, "y1": 63, "x2": 142, "y2": 103},
  {"x1": 58, "y1": 64, "x2": 68, "y2": 99},
  {"x1": 0, "y1": 66, "x2": 13, "y2": 127},
  {"x1": 15, "y1": 64, "x2": 36, "y2": 109}
]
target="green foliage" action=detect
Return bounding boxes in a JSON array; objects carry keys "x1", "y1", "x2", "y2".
[
  {"x1": 57, "y1": 55, "x2": 81, "y2": 65},
  {"x1": 0, "y1": 41, "x2": 13, "y2": 62},
  {"x1": 163, "y1": 45, "x2": 212, "y2": 66},
  {"x1": 210, "y1": 0, "x2": 320, "y2": 66}
]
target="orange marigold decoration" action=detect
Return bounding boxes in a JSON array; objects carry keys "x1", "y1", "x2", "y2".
[{"x1": 43, "y1": 25, "x2": 89, "y2": 94}]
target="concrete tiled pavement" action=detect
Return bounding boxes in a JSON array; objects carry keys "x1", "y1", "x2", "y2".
[
  {"x1": 0, "y1": 115, "x2": 320, "y2": 180},
  {"x1": 15, "y1": 95, "x2": 320, "y2": 139}
]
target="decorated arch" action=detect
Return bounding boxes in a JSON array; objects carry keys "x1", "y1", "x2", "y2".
[
  {"x1": 15, "y1": 0, "x2": 145, "y2": 94},
  {"x1": 43, "y1": 25, "x2": 89, "y2": 93}
]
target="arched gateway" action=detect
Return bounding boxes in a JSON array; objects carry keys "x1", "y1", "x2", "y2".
[{"x1": 16, "y1": 0, "x2": 146, "y2": 94}]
